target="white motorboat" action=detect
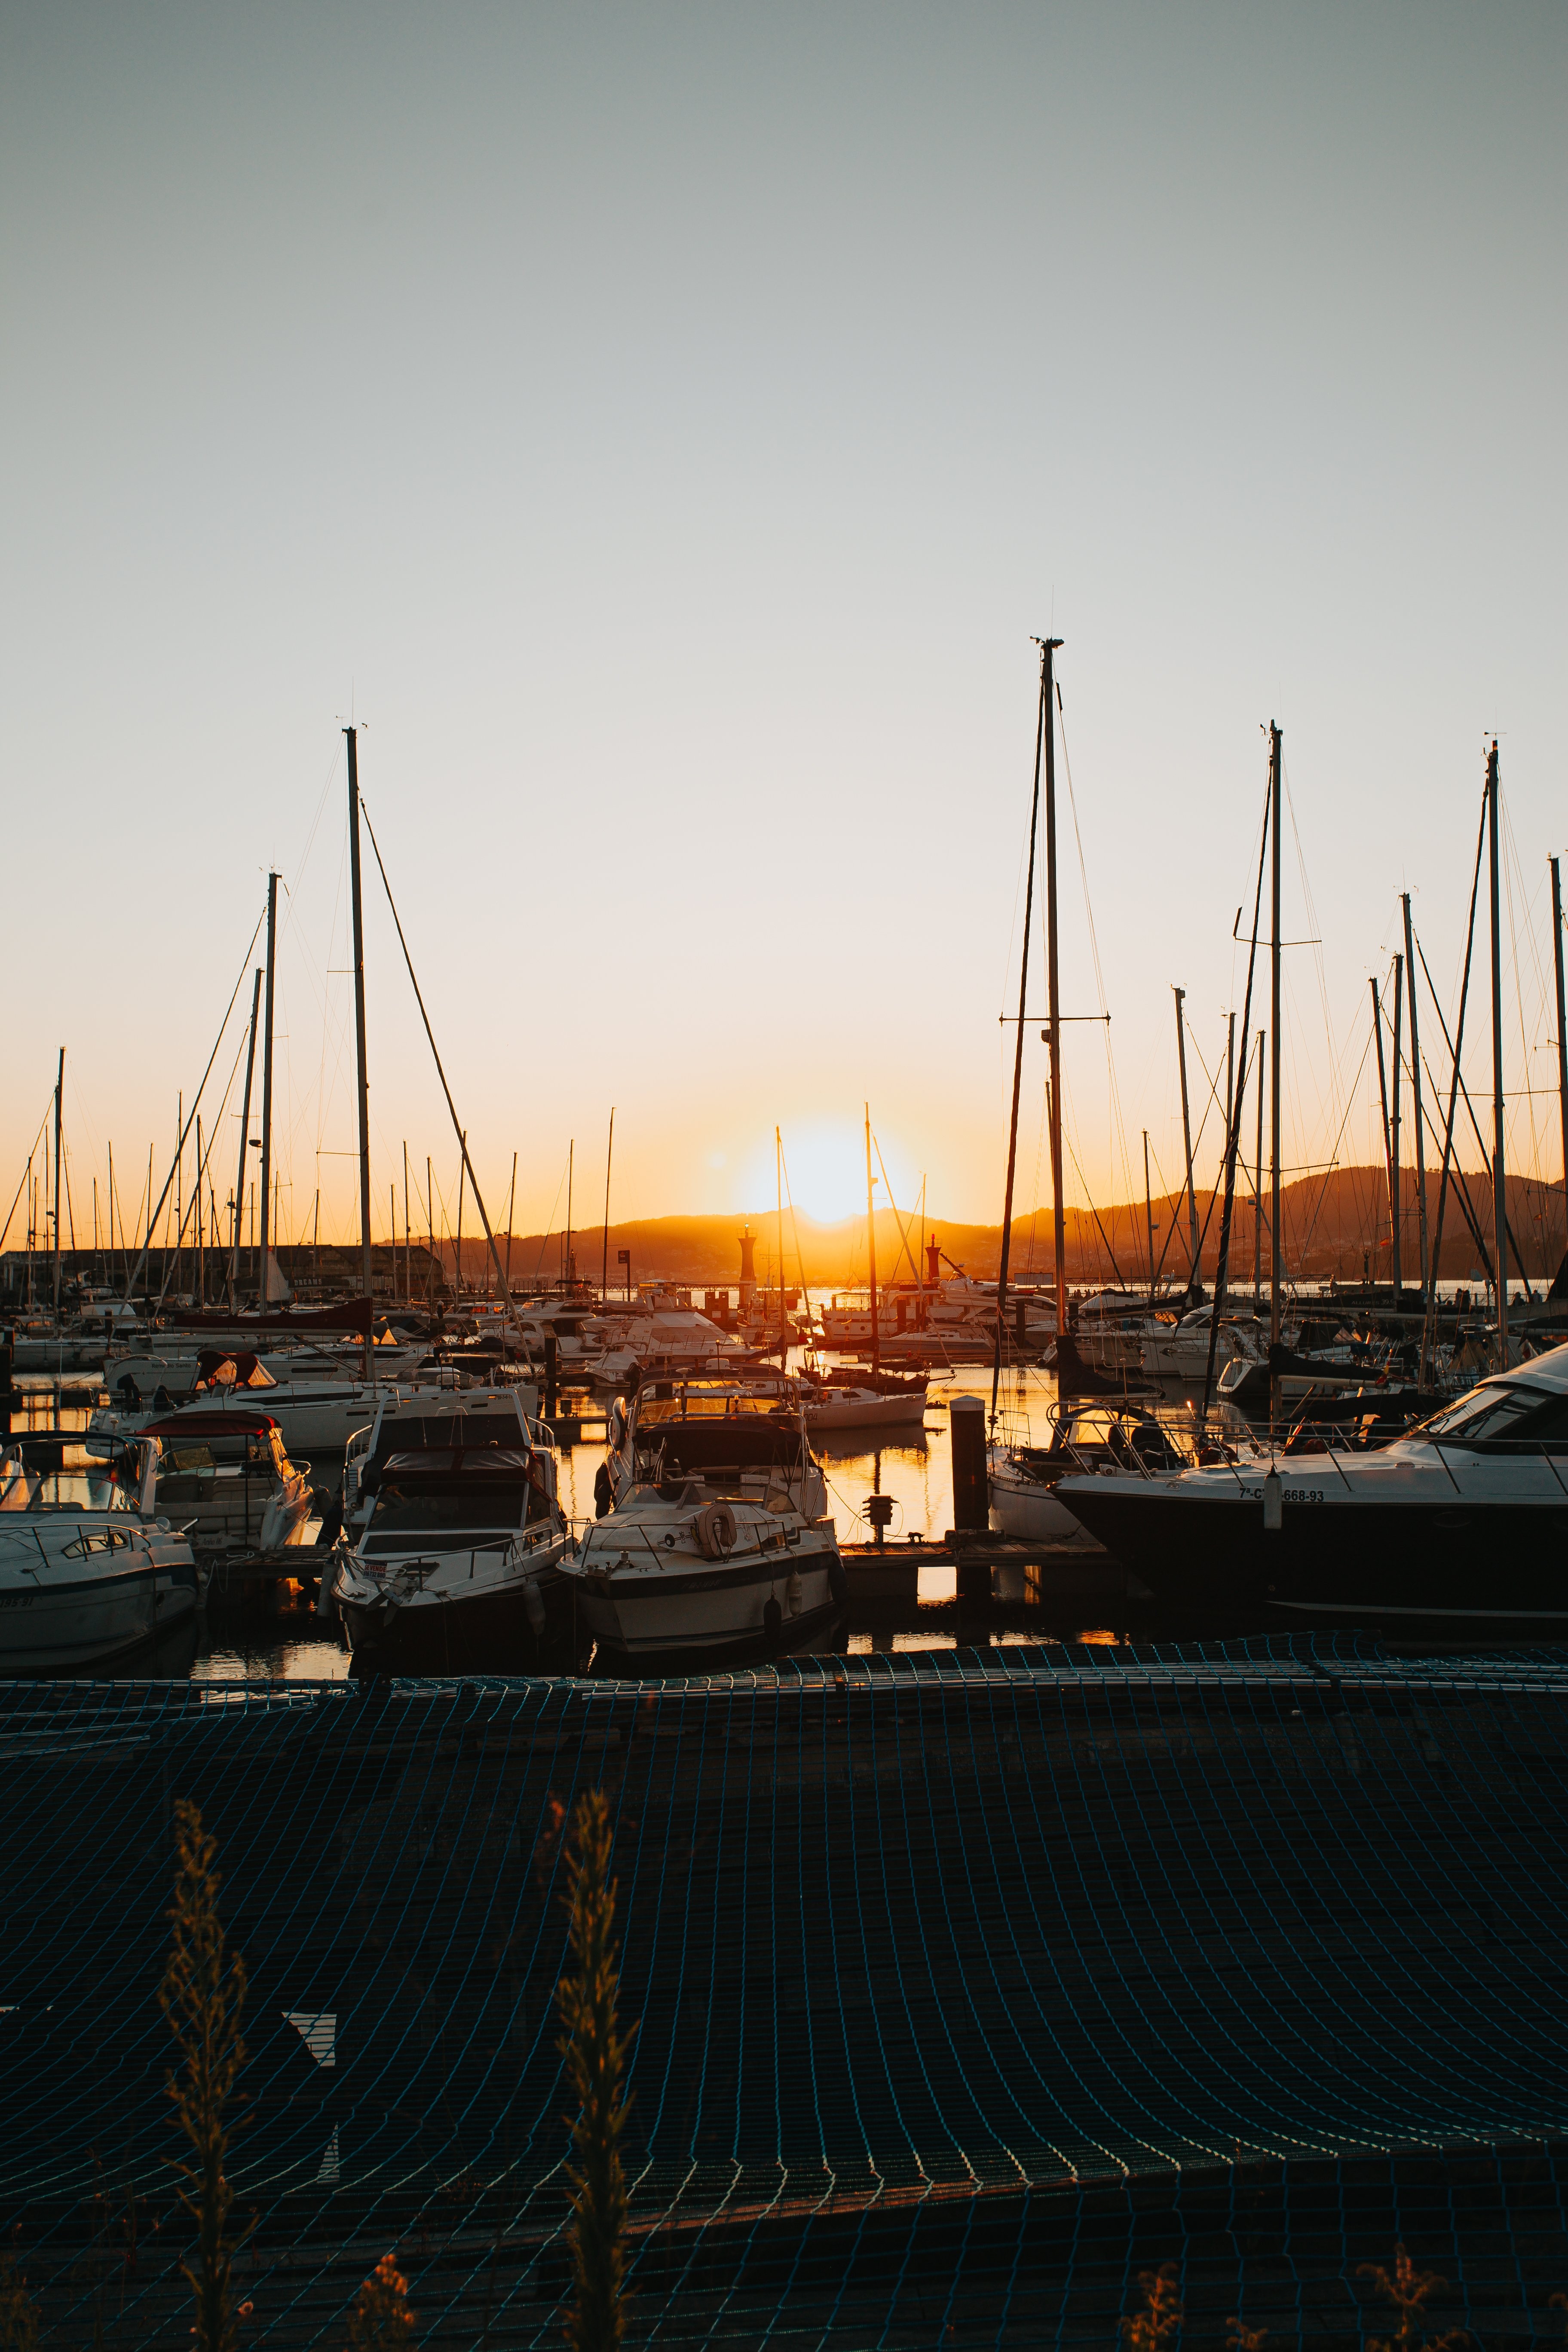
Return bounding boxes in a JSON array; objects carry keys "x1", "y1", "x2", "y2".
[
  {"x1": 986, "y1": 1398, "x2": 1214, "y2": 1548},
  {"x1": 1057, "y1": 1340, "x2": 1568, "y2": 1626},
  {"x1": 104, "y1": 1334, "x2": 424, "y2": 1399},
  {"x1": 565, "y1": 1483, "x2": 846, "y2": 1663},
  {"x1": 0, "y1": 1429, "x2": 202, "y2": 1670},
  {"x1": 132, "y1": 1411, "x2": 314, "y2": 1554},
  {"x1": 1140, "y1": 1305, "x2": 1270, "y2": 1382},
  {"x1": 342, "y1": 1390, "x2": 548, "y2": 1523},
  {"x1": 602, "y1": 1376, "x2": 828, "y2": 1520},
  {"x1": 332, "y1": 1433, "x2": 574, "y2": 1672},
  {"x1": 94, "y1": 1349, "x2": 532, "y2": 1458},
  {"x1": 803, "y1": 1384, "x2": 928, "y2": 1432}
]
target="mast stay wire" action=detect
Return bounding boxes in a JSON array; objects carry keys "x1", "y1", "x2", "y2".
[
  {"x1": 1054, "y1": 688, "x2": 1136, "y2": 1214},
  {"x1": 0, "y1": 1102, "x2": 57, "y2": 1256}
]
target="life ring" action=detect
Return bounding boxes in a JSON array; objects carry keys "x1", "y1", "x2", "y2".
[{"x1": 695, "y1": 1501, "x2": 737, "y2": 1560}]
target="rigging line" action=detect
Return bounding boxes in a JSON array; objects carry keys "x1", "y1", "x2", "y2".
[
  {"x1": 1201, "y1": 760, "x2": 1272, "y2": 1417},
  {"x1": 277, "y1": 738, "x2": 345, "y2": 951},
  {"x1": 1292, "y1": 1026, "x2": 1377, "y2": 1275},
  {"x1": 531, "y1": 1161, "x2": 569, "y2": 1287},
  {"x1": 0, "y1": 1105, "x2": 56, "y2": 1256},
  {"x1": 1411, "y1": 923, "x2": 1535, "y2": 1287},
  {"x1": 1054, "y1": 692, "x2": 1136, "y2": 1213},
  {"x1": 358, "y1": 802, "x2": 517, "y2": 1313},
  {"x1": 871, "y1": 1134, "x2": 923, "y2": 1289},
  {"x1": 1280, "y1": 756, "x2": 1340, "y2": 1135},
  {"x1": 124, "y1": 903, "x2": 267, "y2": 1299},
  {"x1": 1059, "y1": 1121, "x2": 1129, "y2": 1291},
  {"x1": 777, "y1": 1142, "x2": 814, "y2": 1328},
  {"x1": 152, "y1": 1032, "x2": 250, "y2": 1309}
]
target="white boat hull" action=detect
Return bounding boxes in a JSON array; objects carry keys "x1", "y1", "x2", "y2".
[
  {"x1": 804, "y1": 1393, "x2": 927, "y2": 1431},
  {"x1": 987, "y1": 1456, "x2": 1102, "y2": 1547},
  {"x1": 0, "y1": 1540, "x2": 201, "y2": 1671}
]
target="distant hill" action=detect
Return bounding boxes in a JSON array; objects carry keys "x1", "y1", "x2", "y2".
[{"x1": 439, "y1": 1165, "x2": 1568, "y2": 1293}]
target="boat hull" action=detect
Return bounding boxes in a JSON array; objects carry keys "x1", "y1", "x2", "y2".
[
  {"x1": 1059, "y1": 1480, "x2": 1568, "y2": 1625},
  {"x1": 337, "y1": 1573, "x2": 576, "y2": 1673},
  {"x1": 569, "y1": 1541, "x2": 846, "y2": 1663},
  {"x1": 987, "y1": 1466, "x2": 1102, "y2": 1547},
  {"x1": 805, "y1": 1394, "x2": 927, "y2": 1431},
  {"x1": 0, "y1": 1550, "x2": 201, "y2": 1672}
]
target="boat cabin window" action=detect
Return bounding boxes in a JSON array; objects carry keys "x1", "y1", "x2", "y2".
[
  {"x1": 1418, "y1": 1382, "x2": 1568, "y2": 1448},
  {"x1": 366, "y1": 1465, "x2": 547, "y2": 1544},
  {"x1": 0, "y1": 1442, "x2": 138, "y2": 1513}
]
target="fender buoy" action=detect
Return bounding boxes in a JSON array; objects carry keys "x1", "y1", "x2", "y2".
[
  {"x1": 763, "y1": 1595, "x2": 783, "y2": 1649},
  {"x1": 593, "y1": 1462, "x2": 613, "y2": 1519},
  {"x1": 695, "y1": 1501, "x2": 737, "y2": 1560}
]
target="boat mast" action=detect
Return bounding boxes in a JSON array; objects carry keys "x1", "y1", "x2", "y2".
[
  {"x1": 228, "y1": 969, "x2": 262, "y2": 1309},
  {"x1": 864, "y1": 1103, "x2": 880, "y2": 1377},
  {"x1": 1390, "y1": 953, "x2": 1404, "y2": 1295},
  {"x1": 1371, "y1": 977, "x2": 1393, "y2": 1277},
  {"x1": 196, "y1": 1115, "x2": 204, "y2": 1306},
  {"x1": 1253, "y1": 1032, "x2": 1265, "y2": 1306},
  {"x1": 1268, "y1": 722, "x2": 1283, "y2": 1429},
  {"x1": 1174, "y1": 987, "x2": 1199, "y2": 1290},
  {"x1": 600, "y1": 1112, "x2": 614, "y2": 1300},
  {"x1": 777, "y1": 1126, "x2": 787, "y2": 1365},
  {"x1": 1142, "y1": 1130, "x2": 1155, "y2": 1302},
  {"x1": 1043, "y1": 640, "x2": 1068, "y2": 1345},
  {"x1": 345, "y1": 727, "x2": 374, "y2": 1378},
  {"x1": 991, "y1": 640, "x2": 1049, "y2": 1422},
  {"x1": 52, "y1": 1047, "x2": 63, "y2": 1321},
  {"x1": 1402, "y1": 894, "x2": 1430, "y2": 1303},
  {"x1": 1487, "y1": 739, "x2": 1507, "y2": 1358},
  {"x1": 258, "y1": 868, "x2": 278, "y2": 1298},
  {"x1": 1551, "y1": 854, "x2": 1568, "y2": 1280},
  {"x1": 1420, "y1": 790, "x2": 1489, "y2": 1383}
]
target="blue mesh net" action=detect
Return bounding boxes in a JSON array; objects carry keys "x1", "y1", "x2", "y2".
[{"x1": 4, "y1": 1636, "x2": 1568, "y2": 2342}]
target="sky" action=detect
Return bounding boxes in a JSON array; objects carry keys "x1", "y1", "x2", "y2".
[{"x1": 3, "y1": 2, "x2": 1563, "y2": 1259}]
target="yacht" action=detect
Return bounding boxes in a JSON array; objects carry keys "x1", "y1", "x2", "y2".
[
  {"x1": 564, "y1": 1482, "x2": 845, "y2": 1664},
  {"x1": 1140, "y1": 1304, "x2": 1270, "y2": 1382},
  {"x1": 0, "y1": 1429, "x2": 202, "y2": 1670},
  {"x1": 332, "y1": 1431, "x2": 574, "y2": 1672},
  {"x1": 135, "y1": 1411, "x2": 314, "y2": 1555},
  {"x1": 603, "y1": 1376, "x2": 828, "y2": 1519},
  {"x1": 341, "y1": 1392, "x2": 550, "y2": 1525},
  {"x1": 988, "y1": 1398, "x2": 1231, "y2": 1546},
  {"x1": 93, "y1": 1349, "x2": 532, "y2": 1457},
  {"x1": 1056, "y1": 1341, "x2": 1568, "y2": 1625},
  {"x1": 104, "y1": 1333, "x2": 424, "y2": 1397}
]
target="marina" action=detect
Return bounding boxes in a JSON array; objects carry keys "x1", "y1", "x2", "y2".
[{"x1": 4, "y1": 8, "x2": 1563, "y2": 2341}]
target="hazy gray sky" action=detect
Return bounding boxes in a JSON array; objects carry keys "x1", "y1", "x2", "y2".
[{"x1": 3, "y1": 3, "x2": 1563, "y2": 1248}]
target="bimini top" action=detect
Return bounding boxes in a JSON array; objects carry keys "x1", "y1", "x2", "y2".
[{"x1": 380, "y1": 1447, "x2": 537, "y2": 1479}]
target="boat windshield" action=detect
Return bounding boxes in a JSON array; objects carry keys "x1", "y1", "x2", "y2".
[
  {"x1": 1415, "y1": 1382, "x2": 1568, "y2": 1447},
  {"x1": 368, "y1": 1458, "x2": 548, "y2": 1541},
  {"x1": 0, "y1": 1442, "x2": 138, "y2": 1514},
  {"x1": 638, "y1": 1395, "x2": 789, "y2": 1424}
]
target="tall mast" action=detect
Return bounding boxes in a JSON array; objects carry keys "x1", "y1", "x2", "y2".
[
  {"x1": 1551, "y1": 854, "x2": 1568, "y2": 1278},
  {"x1": 229, "y1": 970, "x2": 262, "y2": 1309},
  {"x1": 1371, "y1": 977, "x2": 1392, "y2": 1277},
  {"x1": 601, "y1": 1112, "x2": 614, "y2": 1299},
  {"x1": 565, "y1": 1139, "x2": 573, "y2": 1286},
  {"x1": 258, "y1": 868, "x2": 278, "y2": 1293},
  {"x1": 404, "y1": 1142, "x2": 411, "y2": 1305},
  {"x1": 52, "y1": 1047, "x2": 64, "y2": 1320},
  {"x1": 1402, "y1": 894, "x2": 1430, "y2": 1302},
  {"x1": 1142, "y1": 1130, "x2": 1155, "y2": 1301},
  {"x1": 1254, "y1": 1032, "x2": 1265, "y2": 1306},
  {"x1": 1174, "y1": 987, "x2": 1199, "y2": 1287},
  {"x1": 992, "y1": 639, "x2": 1049, "y2": 1421},
  {"x1": 1043, "y1": 640, "x2": 1067, "y2": 1340},
  {"x1": 1488, "y1": 739, "x2": 1507, "y2": 1357},
  {"x1": 345, "y1": 728, "x2": 374, "y2": 1376},
  {"x1": 865, "y1": 1103, "x2": 880, "y2": 1377},
  {"x1": 777, "y1": 1127, "x2": 787, "y2": 1365},
  {"x1": 196, "y1": 1115, "x2": 205, "y2": 1306},
  {"x1": 505, "y1": 1150, "x2": 517, "y2": 1300},
  {"x1": 1390, "y1": 954, "x2": 1404, "y2": 1295},
  {"x1": 1268, "y1": 723, "x2": 1283, "y2": 1427}
]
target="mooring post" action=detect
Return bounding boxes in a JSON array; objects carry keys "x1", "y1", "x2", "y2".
[{"x1": 949, "y1": 1391, "x2": 988, "y2": 1545}]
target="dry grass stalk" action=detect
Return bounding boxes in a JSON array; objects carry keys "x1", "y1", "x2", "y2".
[
  {"x1": 1358, "y1": 2243, "x2": 1468, "y2": 2352},
  {"x1": 1226, "y1": 2321, "x2": 1268, "y2": 2349},
  {"x1": 1120, "y1": 2262, "x2": 1182, "y2": 2352},
  {"x1": 555, "y1": 1789, "x2": 635, "y2": 2352},
  {"x1": 159, "y1": 1798, "x2": 249, "y2": 2352},
  {"x1": 347, "y1": 2252, "x2": 415, "y2": 2350},
  {"x1": 0, "y1": 2244, "x2": 39, "y2": 2352}
]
